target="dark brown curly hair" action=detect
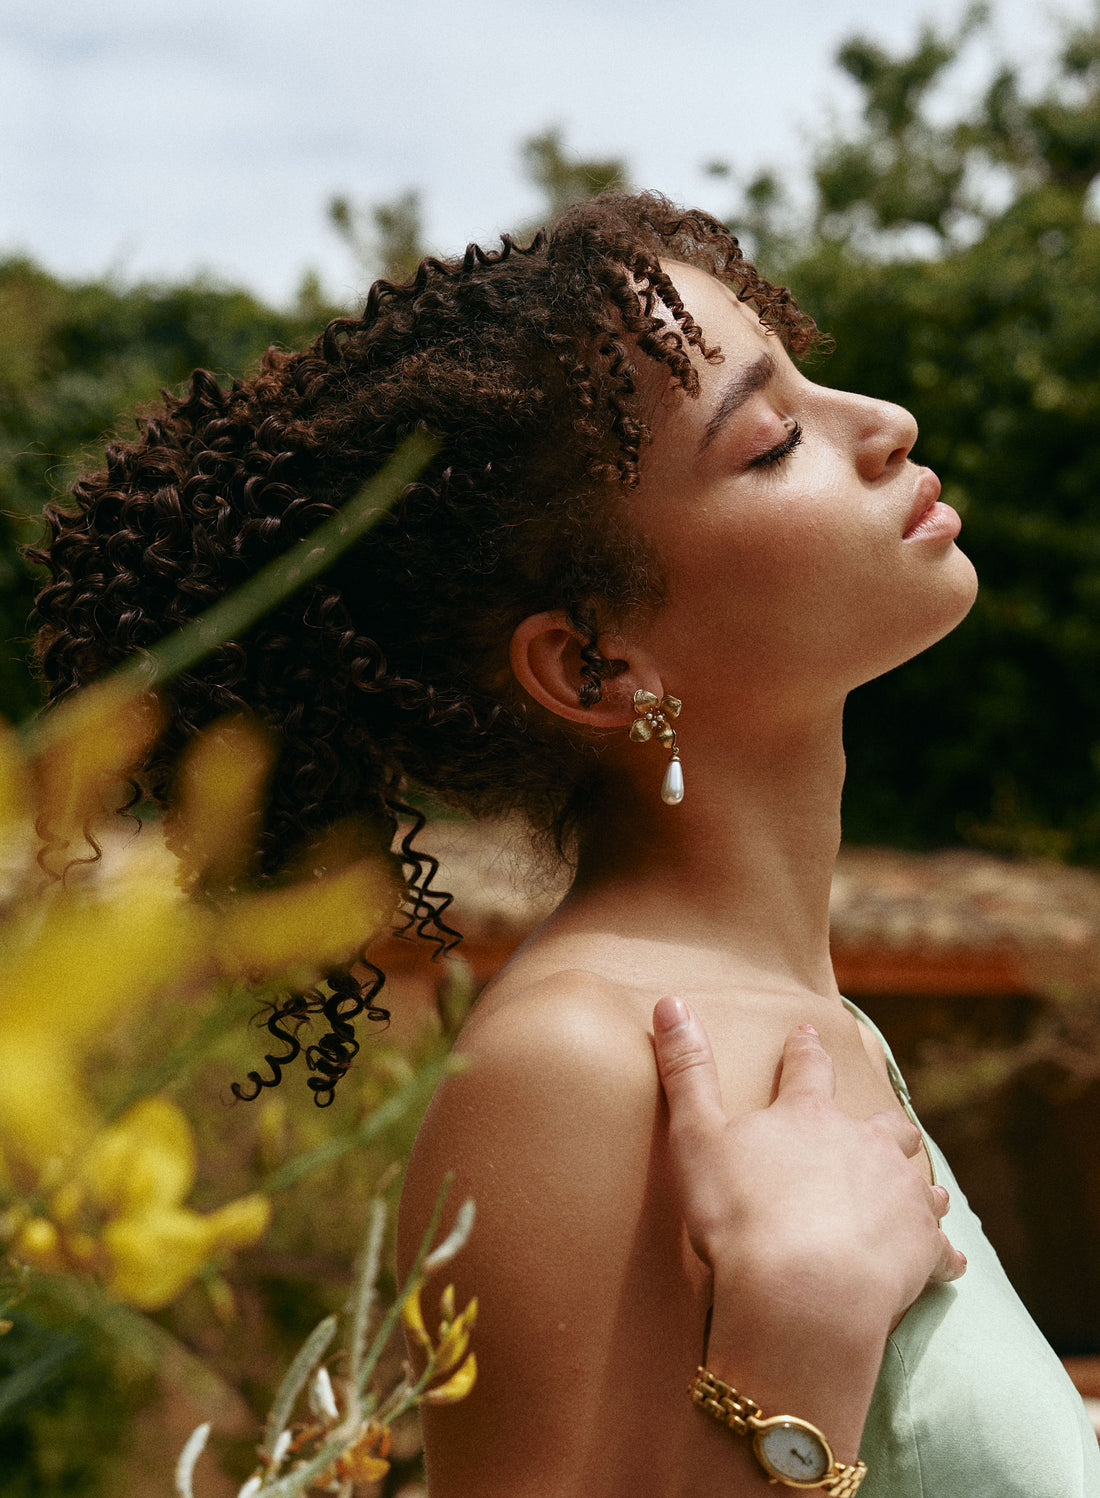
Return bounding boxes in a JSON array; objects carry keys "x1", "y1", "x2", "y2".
[{"x1": 29, "y1": 192, "x2": 818, "y2": 1104}]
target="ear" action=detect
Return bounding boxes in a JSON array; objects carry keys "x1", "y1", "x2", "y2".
[{"x1": 510, "y1": 612, "x2": 647, "y2": 728}]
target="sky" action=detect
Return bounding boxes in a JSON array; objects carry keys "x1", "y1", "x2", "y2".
[{"x1": 2, "y1": 0, "x2": 1095, "y2": 308}]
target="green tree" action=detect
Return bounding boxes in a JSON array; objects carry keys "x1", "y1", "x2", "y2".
[
  {"x1": 0, "y1": 261, "x2": 332, "y2": 718},
  {"x1": 325, "y1": 127, "x2": 630, "y2": 286},
  {"x1": 328, "y1": 188, "x2": 426, "y2": 284},
  {"x1": 519, "y1": 127, "x2": 629, "y2": 220},
  {"x1": 727, "y1": 8, "x2": 1100, "y2": 859}
]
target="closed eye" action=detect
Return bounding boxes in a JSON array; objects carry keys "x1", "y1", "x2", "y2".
[{"x1": 749, "y1": 420, "x2": 803, "y2": 469}]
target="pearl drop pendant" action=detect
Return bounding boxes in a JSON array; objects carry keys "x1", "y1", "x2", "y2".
[{"x1": 661, "y1": 753, "x2": 684, "y2": 806}]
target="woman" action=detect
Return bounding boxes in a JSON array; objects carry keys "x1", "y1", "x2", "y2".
[{"x1": 31, "y1": 194, "x2": 1098, "y2": 1494}]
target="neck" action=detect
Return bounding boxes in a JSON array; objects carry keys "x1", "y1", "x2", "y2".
[{"x1": 567, "y1": 703, "x2": 847, "y2": 996}]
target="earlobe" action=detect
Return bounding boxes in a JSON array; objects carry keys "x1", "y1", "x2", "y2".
[{"x1": 509, "y1": 612, "x2": 638, "y2": 728}]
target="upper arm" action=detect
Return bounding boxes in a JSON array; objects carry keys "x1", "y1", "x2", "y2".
[{"x1": 397, "y1": 980, "x2": 711, "y2": 1498}]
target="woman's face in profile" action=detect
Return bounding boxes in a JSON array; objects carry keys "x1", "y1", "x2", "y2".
[{"x1": 625, "y1": 263, "x2": 978, "y2": 722}]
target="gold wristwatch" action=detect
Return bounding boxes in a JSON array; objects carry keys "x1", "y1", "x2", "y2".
[{"x1": 689, "y1": 1368, "x2": 867, "y2": 1494}]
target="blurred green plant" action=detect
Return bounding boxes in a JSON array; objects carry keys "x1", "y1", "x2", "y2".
[
  {"x1": 709, "y1": 5, "x2": 1100, "y2": 862},
  {"x1": 0, "y1": 435, "x2": 466, "y2": 1493},
  {"x1": 176, "y1": 1187, "x2": 475, "y2": 1498},
  {"x1": 0, "y1": 686, "x2": 467, "y2": 1490},
  {"x1": 0, "y1": 680, "x2": 390, "y2": 1293},
  {"x1": 0, "y1": 261, "x2": 344, "y2": 722},
  {"x1": 329, "y1": 191, "x2": 427, "y2": 286}
]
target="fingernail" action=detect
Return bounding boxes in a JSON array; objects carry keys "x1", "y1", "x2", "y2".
[
  {"x1": 654, "y1": 996, "x2": 690, "y2": 1033},
  {"x1": 797, "y1": 1023, "x2": 820, "y2": 1037}
]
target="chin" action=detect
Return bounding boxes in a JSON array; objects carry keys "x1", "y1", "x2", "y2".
[
  {"x1": 943, "y1": 546, "x2": 980, "y2": 625},
  {"x1": 859, "y1": 549, "x2": 979, "y2": 687},
  {"x1": 910, "y1": 538, "x2": 978, "y2": 636}
]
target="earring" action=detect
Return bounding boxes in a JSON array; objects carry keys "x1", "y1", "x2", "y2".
[{"x1": 630, "y1": 690, "x2": 684, "y2": 806}]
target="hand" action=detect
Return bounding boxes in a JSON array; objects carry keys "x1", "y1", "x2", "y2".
[{"x1": 651, "y1": 996, "x2": 966, "y2": 1343}]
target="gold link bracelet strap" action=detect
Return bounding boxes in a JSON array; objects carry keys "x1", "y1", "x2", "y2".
[
  {"x1": 690, "y1": 1366, "x2": 764, "y2": 1435},
  {"x1": 689, "y1": 1369, "x2": 868, "y2": 1495}
]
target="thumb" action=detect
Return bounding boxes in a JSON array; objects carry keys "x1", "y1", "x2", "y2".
[
  {"x1": 774, "y1": 1024, "x2": 837, "y2": 1103},
  {"x1": 652, "y1": 997, "x2": 725, "y2": 1146}
]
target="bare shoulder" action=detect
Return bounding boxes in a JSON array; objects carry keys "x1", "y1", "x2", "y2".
[
  {"x1": 397, "y1": 969, "x2": 708, "y2": 1497},
  {"x1": 398, "y1": 967, "x2": 659, "y2": 1273}
]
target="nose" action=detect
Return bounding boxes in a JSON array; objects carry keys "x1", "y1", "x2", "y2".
[
  {"x1": 849, "y1": 394, "x2": 918, "y2": 482},
  {"x1": 839, "y1": 392, "x2": 917, "y2": 479}
]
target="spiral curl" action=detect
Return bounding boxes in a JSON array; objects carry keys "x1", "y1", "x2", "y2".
[{"x1": 28, "y1": 192, "x2": 819, "y2": 1102}]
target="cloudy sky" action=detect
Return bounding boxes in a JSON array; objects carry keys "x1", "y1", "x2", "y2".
[{"x1": 2, "y1": 0, "x2": 1092, "y2": 307}]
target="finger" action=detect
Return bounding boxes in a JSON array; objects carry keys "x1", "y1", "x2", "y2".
[
  {"x1": 927, "y1": 1229, "x2": 967, "y2": 1284},
  {"x1": 867, "y1": 1107, "x2": 925, "y2": 1160},
  {"x1": 651, "y1": 997, "x2": 725, "y2": 1141},
  {"x1": 931, "y1": 1183, "x2": 951, "y2": 1221},
  {"x1": 773, "y1": 1024, "x2": 837, "y2": 1103}
]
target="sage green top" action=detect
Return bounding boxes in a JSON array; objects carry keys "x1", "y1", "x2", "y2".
[{"x1": 843, "y1": 1000, "x2": 1100, "y2": 1497}]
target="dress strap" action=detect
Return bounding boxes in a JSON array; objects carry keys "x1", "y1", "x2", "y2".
[
  {"x1": 840, "y1": 996, "x2": 912, "y2": 1102},
  {"x1": 840, "y1": 996, "x2": 936, "y2": 1184}
]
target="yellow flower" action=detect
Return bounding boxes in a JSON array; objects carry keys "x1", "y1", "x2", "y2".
[
  {"x1": 82, "y1": 1097, "x2": 196, "y2": 1218},
  {"x1": 81, "y1": 1098, "x2": 271, "y2": 1311},
  {"x1": 338, "y1": 1449, "x2": 391, "y2": 1484},
  {"x1": 401, "y1": 1276, "x2": 478, "y2": 1399},
  {"x1": 401, "y1": 1278, "x2": 431, "y2": 1349},
  {"x1": 167, "y1": 716, "x2": 273, "y2": 889},
  {"x1": 0, "y1": 877, "x2": 204, "y2": 1172},
  {"x1": 2, "y1": 1095, "x2": 271, "y2": 1312},
  {"x1": 214, "y1": 860, "x2": 391, "y2": 980},
  {"x1": 423, "y1": 1353, "x2": 477, "y2": 1405},
  {"x1": 32, "y1": 683, "x2": 162, "y2": 867},
  {"x1": 11, "y1": 1217, "x2": 65, "y2": 1274},
  {"x1": 101, "y1": 1194, "x2": 270, "y2": 1311},
  {"x1": 434, "y1": 1295, "x2": 477, "y2": 1375},
  {"x1": 332, "y1": 1422, "x2": 392, "y2": 1486}
]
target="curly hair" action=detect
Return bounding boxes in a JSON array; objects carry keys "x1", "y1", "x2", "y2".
[{"x1": 29, "y1": 191, "x2": 819, "y2": 1103}]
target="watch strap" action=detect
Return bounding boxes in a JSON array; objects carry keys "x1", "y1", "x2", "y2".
[{"x1": 689, "y1": 1368, "x2": 868, "y2": 1493}]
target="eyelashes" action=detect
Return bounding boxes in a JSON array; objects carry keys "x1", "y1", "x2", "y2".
[{"x1": 749, "y1": 420, "x2": 804, "y2": 470}]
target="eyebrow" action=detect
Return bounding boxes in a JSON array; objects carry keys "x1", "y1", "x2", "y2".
[{"x1": 698, "y1": 351, "x2": 778, "y2": 452}]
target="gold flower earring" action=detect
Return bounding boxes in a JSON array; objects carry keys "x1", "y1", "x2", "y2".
[{"x1": 630, "y1": 690, "x2": 684, "y2": 805}]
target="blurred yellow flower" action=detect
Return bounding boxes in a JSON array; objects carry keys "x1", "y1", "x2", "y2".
[
  {"x1": 0, "y1": 686, "x2": 392, "y2": 1312},
  {"x1": 433, "y1": 1295, "x2": 477, "y2": 1375},
  {"x1": 401, "y1": 1275, "x2": 479, "y2": 1406},
  {"x1": 422, "y1": 1353, "x2": 477, "y2": 1405},
  {"x1": 32, "y1": 681, "x2": 163, "y2": 871},
  {"x1": 8, "y1": 1096, "x2": 271, "y2": 1311},
  {"x1": 330, "y1": 1421, "x2": 393, "y2": 1486},
  {"x1": 168, "y1": 715, "x2": 273, "y2": 890},
  {"x1": 401, "y1": 1277, "x2": 432, "y2": 1349},
  {"x1": 0, "y1": 873, "x2": 206, "y2": 1172},
  {"x1": 215, "y1": 860, "x2": 393, "y2": 980}
]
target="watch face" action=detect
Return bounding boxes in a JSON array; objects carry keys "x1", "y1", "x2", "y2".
[{"x1": 754, "y1": 1419, "x2": 831, "y2": 1484}]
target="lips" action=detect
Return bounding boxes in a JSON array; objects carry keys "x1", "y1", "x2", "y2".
[{"x1": 902, "y1": 469, "x2": 943, "y2": 539}]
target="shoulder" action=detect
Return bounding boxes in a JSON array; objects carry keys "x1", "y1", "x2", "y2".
[
  {"x1": 398, "y1": 969, "x2": 661, "y2": 1268},
  {"x1": 397, "y1": 969, "x2": 707, "y2": 1496},
  {"x1": 455, "y1": 966, "x2": 656, "y2": 1104}
]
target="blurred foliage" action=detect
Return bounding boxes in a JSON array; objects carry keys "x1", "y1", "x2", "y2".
[
  {"x1": 0, "y1": 679, "x2": 473, "y2": 1494},
  {"x1": 712, "y1": 4, "x2": 1100, "y2": 861},
  {"x1": 518, "y1": 127, "x2": 629, "y2": 222},
  {"x1": 4, "y1": 12, "x2": 1100, "y2": 871},
  {"x1": 328, "y1": 191, "x2": 426, "y2": 286},
  {"x1": 0, "y1": 261, "x2": 338, "y2": 721},
  {"x1": 326, "y1": 126, "x2": 627, "y2": 284}
]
